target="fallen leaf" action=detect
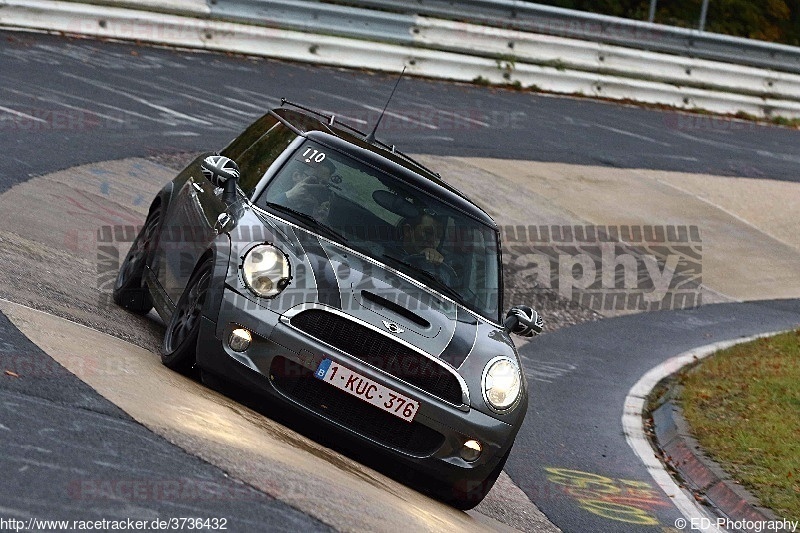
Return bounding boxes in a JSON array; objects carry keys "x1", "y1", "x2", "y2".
[{"x1": 4, "y1": 370, "x2": 20, "y2": 378}]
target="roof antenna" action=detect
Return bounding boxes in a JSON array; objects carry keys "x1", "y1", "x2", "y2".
[{"x1": 366, "y1": 66, "x2": 406, "y2": 145}]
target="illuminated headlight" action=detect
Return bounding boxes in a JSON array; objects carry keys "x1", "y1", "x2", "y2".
[
  {"x1": 482, "y1": 357, "x2": 522, "y2": 412},
  {"x1": 241, "y1": 244, "x2": 291, "y2": 298}
]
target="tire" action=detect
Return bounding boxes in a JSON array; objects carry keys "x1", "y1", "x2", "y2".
[
  {"x1": 443, "y1": 446, "x2": 512, "y2": 511},
  {"x1": 161, "y1": 257, "x2": 212, "y2": 375},
  {"x1": 113, "y1": 206, "x2": 160, "y2": 314}
]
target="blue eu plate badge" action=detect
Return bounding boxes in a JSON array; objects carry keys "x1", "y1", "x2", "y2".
[{"x1": 315, "y1": 358, "x2": 332, "y2": 379}]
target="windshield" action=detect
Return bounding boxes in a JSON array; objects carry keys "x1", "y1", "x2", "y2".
[{"x1": 257, "y1": 140, "x2": 500, "y2": 322}]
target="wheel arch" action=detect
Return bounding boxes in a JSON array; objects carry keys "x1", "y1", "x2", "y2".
[
  {"x1": 150, "y1": 181, "x2": 173, "y2": 218},
  {"x1": 198, "y1": 234, "x2": 233, "y2": 323}
]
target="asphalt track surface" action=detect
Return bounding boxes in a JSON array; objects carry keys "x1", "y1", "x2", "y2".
[
  {"x1": 2, "y1": 29, "x2": 800, "y2": 532},
  {"x1": 512, "y1": 300, "x2": 800, "y2": 532},
  {"x1": 2, "y1": 29, "x2": 800, "y2": 193}
]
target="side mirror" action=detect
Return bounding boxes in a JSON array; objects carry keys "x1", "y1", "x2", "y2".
[
  {"x1": 201, "y1": 155, "x2": 240, "y2": 204},
  {"x1": 504, "y1": 305, "x2": 544, "y2": 337}
]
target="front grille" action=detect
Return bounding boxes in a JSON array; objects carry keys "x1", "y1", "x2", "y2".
[
  {"x1": 270, "y1": 357, "x2": 445, "y2": 456},
  {"x1": 289, "y1": 309, "x2": 463, "y2": 405}
]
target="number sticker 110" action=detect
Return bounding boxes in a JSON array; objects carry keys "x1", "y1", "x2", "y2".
[{"x1": 303, "y1": 147, "x2": 326, "y2": 163}]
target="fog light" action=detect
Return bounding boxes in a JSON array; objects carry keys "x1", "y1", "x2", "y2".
[
  {"x1": 229, "y1": 328, "x2": 252, "y2": 352},
  {"x1": 460, "y1": 439, "x2": 482, "y2": 462}
]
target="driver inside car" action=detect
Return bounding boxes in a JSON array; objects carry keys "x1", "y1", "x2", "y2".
[
  {"x1": 282, "y1": 158, "x2": 335, "y2": 202},
  {"x1": 394, "y1": 211, "x2": 461, "y2": 286},
  {"x1": 399, "y1": 212, "x2": 450, "y2": 265}
]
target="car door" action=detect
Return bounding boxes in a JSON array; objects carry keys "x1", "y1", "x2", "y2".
[{"x1": 157, "y1": 156, "x2": 228, "y2": 305}]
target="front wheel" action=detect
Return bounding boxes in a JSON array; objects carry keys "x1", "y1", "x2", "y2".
[{"x1": 161, "y1": 257, "x2": 212, "y2": 375}]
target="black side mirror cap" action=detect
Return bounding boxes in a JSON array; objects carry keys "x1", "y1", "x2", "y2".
[
  {"x1": 504, "y1": 305, "x2": 544, "y2": 337},
  {"x1": 201, "y1": 155, "x2": 240, "y2": 188},
  {"x1": 201, "y1": 155, "x2": 240, "y2": 205}
]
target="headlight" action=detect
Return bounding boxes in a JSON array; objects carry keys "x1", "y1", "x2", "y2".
[
  {"x1": 482, "y1": 357, "x2": 522, "y2": 412},
  {"x1": 241, "y1": 244, "x2": 291, "y2": 298}
]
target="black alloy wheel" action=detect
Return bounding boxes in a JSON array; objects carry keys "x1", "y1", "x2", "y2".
[{"x1": 161, "y1": 257, "x2": 212, "y2": 374}]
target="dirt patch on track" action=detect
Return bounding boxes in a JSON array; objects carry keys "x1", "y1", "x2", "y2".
[{"x1": 0, "y1": 158, "x2": 169, "y2": 352}]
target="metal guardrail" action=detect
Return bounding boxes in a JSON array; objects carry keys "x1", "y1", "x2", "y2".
[
  {"x1": 413, "y1": 18, "x2": 800, "y2": 102},
  {"x1": 205, "y1": 0, "x2": 800, "y2": 101},
  {"x1": 273, "y1": 0, "x2": 800, "y2": 75},
  {"x1": 5, "y1": 0, "x2": 800, "y2": 117},
  {"x1": 209, "y1": 0, "x2": 414, "y2": 44}
]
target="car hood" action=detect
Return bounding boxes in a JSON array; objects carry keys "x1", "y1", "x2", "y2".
[{"x1": 239, "y1": 208, "x2": 507, "y2": 369}]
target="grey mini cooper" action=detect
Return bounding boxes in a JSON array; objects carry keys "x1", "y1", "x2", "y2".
[{"x1": 114, "y1": 101, "x2": 543, "y2": 509}]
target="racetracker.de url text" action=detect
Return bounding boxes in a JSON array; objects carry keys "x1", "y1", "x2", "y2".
[{"x1": 0, "y1": 517, "x2": 228, "y2": 531}]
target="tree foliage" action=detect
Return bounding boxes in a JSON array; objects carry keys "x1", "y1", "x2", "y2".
[{"x1": 538, "y1": 0, "x2": 800, "y2": 45}]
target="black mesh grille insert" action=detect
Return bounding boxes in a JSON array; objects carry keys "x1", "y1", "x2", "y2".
[
  {"x1": 270, "y1": 357, "x2": 445, "y2": 456},
  {"x1": 289, "y1": 309, "x2": 463, "y2": 405}
]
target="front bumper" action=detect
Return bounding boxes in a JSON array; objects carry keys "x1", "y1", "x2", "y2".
[{"x1": 196, "y1": 289, "x2": 519, "y2": 486}]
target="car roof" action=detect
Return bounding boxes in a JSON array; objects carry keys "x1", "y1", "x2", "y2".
[{"x1": 272, "y1": 107, "x2": 498, "y2": 229}]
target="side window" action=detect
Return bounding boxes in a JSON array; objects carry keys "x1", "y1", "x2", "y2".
[
  {"x1": 221, "y1": 113, "x2": 278, "y2": 161},
  {"x1": 234, "y1": 123, "x2": 296, "y2": 197}
]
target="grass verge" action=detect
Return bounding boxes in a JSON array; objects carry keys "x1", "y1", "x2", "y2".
[{"x1": 679, "y1": 330, "x2": 800, "y2": 520}]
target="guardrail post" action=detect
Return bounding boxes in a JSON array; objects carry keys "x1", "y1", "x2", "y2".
[{"x1": 648, "y1": 0, "x2": 657, "y2": 23}]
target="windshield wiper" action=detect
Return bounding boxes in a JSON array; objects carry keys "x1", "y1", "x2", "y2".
[
  {"x1": 382, "y1": 253, "x2": 465, "y2": 305},
  {"x1": 263, "y1": 202, "x2": 347, "y2": 243}
]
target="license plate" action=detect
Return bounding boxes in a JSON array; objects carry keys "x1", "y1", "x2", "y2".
[{"x1": 315, "y1": 359, "x2": 419, "y2": 422}]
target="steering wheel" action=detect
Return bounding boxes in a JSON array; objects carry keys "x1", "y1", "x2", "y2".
[{"x1": 403, "y1": 253, "x2": 459, "y2": 286}]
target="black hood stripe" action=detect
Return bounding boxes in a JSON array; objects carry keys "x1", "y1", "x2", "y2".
[
  {"x1": 438, "y1": 306, "x2": 478, "y2": 368},
  {"x1": 295, "y1": 230, "x2": 342, "y2": 310}
]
